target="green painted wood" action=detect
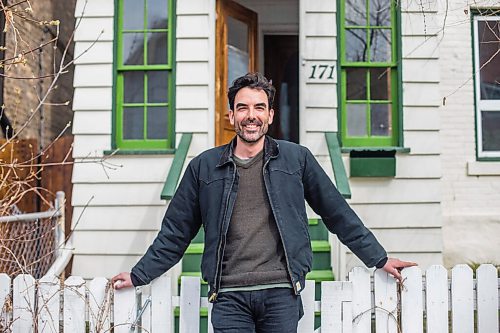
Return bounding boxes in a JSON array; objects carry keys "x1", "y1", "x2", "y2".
[
  {"x1": 311, "y1": 240, "x2": 330, "y2": 252},
  {"x1": 161, "y1": 133, "x2": 193, "y2": 200},
  {"x1": 325, "y1": 132, "x2": 352, "y2": 199},
  {"x1": 186, "y1": 242, "x2": 204, "y2": 254},
  {"x1": 306, "y1": 270, "x2": 334, "y2": 281},
  {"x1": 114, "y1": 0, "x2": 175, "y2": 150},
  {"x1": 341, "y1": 146, "x2": 410, "y2": 153},
  {"x1": 103, "y1": 149, "x2": 176, "y2": 155},
  {"x1": 350, "y1": 156, "x2": 396, "y2": 177}
]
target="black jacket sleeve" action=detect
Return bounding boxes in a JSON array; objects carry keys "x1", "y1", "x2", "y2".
[
  {"x1": 301, "y1": 147, "x2": 387, "y2": 268},
  {"x1": 130, "y1": 159, "x2": 202, "y2": 286}
]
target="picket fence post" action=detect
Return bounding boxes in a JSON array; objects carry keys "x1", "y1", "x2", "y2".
[
  {"x1": 425, "y1": 265, "x2": 448, "y2": 332},
  {"x1": 12, "y1": 274, "x2": 35, "y2": 333},
  {"x1": 451, "y1": 264, "x2": 474, "y2": 333},
  {"x1": 38, "y1": 275, "x2": 60, "y2": 333},
  {"x1": 88, "y1": 277, "x2": 110, "y2": 333}
]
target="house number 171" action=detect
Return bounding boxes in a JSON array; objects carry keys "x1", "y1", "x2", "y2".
[{"x1": 309, "y1": 64, "x2": 335, "y2": 80}]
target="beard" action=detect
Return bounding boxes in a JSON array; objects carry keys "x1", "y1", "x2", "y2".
[{"x1": 234, "y1": 118, "x2": 269, "y2": 143}]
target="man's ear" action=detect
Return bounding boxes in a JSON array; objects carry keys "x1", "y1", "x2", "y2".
[
  {"x1": 268, "y1": 108, "x2": 274, "y2": 125},
  {"x1": 229, "y1": 109, "x2": 235, "y2": 126}
]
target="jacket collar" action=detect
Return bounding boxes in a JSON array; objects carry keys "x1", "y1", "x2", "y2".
[{"x1": 217, "y1": 135, "x2": 279, "y2": 167}]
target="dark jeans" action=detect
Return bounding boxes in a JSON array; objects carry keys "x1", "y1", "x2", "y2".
[{"x1": 211, "y1": 287, "x2": 303, "y2": 333}]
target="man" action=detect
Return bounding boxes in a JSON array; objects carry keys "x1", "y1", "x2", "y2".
[{"x1": 112, "y1": 72, "x2": 416, "y2": 332}]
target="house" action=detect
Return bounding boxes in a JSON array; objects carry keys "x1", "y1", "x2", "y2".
[{"x1": 70, "y1": 0, "x2": 499, "y2": 287}]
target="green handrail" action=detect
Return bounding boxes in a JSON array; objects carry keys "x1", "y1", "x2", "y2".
[
  {"x1": 325, "y1": 132, "x2": 351, "y2": 199},
  {"x1": 161, "y1": 133, "x2": 193, "y2": 200}
]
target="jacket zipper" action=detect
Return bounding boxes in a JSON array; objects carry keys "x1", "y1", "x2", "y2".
[
  {"x1": 209, "y1": 162, "x2": 237, "y2": 302},
  {"x1": 262, "y1": 157, "x2": 298, "y2": 295}
]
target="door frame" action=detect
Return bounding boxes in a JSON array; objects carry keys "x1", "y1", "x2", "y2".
[{"x1": 215, "y1": 0, "x2": 258, "y2": 146}]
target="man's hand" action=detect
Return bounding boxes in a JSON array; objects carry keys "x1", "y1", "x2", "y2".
[
  {"x1": 381, "y1": 258, "x2": 417, "y2": 282},
  {"x1": 111, "y1": 272, "x2": 134, "y2": 290}
]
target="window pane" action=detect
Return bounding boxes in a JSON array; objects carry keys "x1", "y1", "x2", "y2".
[
  {"x1": 370, "y1": 68, "x2": 390, "y2": 100},
  {"x1": 346, "y1": 29, "x2": 367, "y2": 62},
  {"x1": 147, "y1": 106, "x2": 168, "y2": 139},
  {"x1": 147, "y1": 0, "x2": 168, "y2": 29},
  {"x1": 123, "y1": 0, "x2": 144, "y2": 30},
  {"x1": 123, "y1": 107, "x2": 144, "y2": 140},
  {"x1": 147, "y1": 32, "x2": 168, "y2": 65},
  {"x1": 227, "y1": 16, "x2": 248, "y2": 53},
  {"x1": 478, "y1": 20, "x2": 500, "y2": 100},
  {"x1": 370, "y1": 104, "x2": 391, "y2": 136},
  {"x1": 347, "y1": 104, "x2": 367, "y2": 136},
  {"x1": 370, "y1": 0, "x2": 391, "y2": 26},
  {"x1": 148, "y1": 71, "x2": 168, "y2": 103},
  {"x1": 345, "y1": 0, "x2": 366, "y2": 26},
  {"x1": 123, "y1": 72, "x2": 144, "y2": 103},
  {"x1": 346, "y1": 68, "x2": 367, "y2": 100},
  {"x1": 123, "y1": 32, "x2": 144, "y2": 65},
  {"x1": 370, "y1": 29, "x2": 391, "y2": 62},
  {"x1": 482, "y1": 111, "x2": 500, "y2": 151}
]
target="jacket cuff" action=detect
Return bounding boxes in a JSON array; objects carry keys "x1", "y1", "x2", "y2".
[
  {"x1": 130, "y1": 271, "x2": 141, "y2": 287},
  {"x1": 375, "y1": 256, "x2": 388, "y2": 269}
]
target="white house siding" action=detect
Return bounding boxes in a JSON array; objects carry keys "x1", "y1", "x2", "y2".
[
  {"x1": 296, "y1": 0, "x2": 444, "y2": 279},
  {"x1": 439, "y1": 0, "x2": 500, "y2": 266},
  {"x1": 71, "y1": 0, "x2": 212, "y2": 279}
]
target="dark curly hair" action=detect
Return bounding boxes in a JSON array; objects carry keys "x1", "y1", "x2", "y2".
[{"x1": 227, "y1": 72, "x2": 276, "y2": 111}]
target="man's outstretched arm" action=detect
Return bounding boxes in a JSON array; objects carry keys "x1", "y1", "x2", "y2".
[{"x1": 112, "y1": 159, "x2": 202, "y2": 289}]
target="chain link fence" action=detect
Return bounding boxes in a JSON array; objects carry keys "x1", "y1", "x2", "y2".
[{"x1": 0, "y1": 192, "x2": 65, "y2": 278}]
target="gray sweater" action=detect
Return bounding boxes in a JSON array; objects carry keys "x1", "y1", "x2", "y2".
[{"x1": 220, "y1": 151, "x2": 290, "y2": 287}]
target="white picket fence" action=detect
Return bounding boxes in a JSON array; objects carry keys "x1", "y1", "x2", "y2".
[{"x1": 0, "y1": 264, "x2": 498, "y2": 332}]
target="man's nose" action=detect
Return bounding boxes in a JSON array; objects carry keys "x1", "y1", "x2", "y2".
[{"x1": 247, "y1": 107, "x2": 256, "y2": 119}]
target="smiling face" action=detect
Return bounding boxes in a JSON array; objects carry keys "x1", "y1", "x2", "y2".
[{"x1": 229, "y1": 87, "x2": 274, "y2": 145}]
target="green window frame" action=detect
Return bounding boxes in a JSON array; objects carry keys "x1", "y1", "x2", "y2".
[
  {"x1": 339, "y1": 0, "x2": 400, "y2": 148},
  {"x1": 114, "y1": 0, "x2": 175, "y2": 150}
]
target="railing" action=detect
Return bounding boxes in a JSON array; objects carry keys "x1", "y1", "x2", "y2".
[
  {"x1": 161, "y1": 133, "x2": 193, "y2": 200},
  {"x1": 0, "y1": 192, "x2": 71, "y2": 278},
  {"x1": 325, "y1": 132, "x2": 351, "y2": 199},
  {"x1": 0, "y1": 264, "x2": 497, "y2": 332}
]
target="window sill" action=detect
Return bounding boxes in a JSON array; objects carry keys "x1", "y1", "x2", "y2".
[
  {"x1": 341, "y1": 146, "x2": 411, "y2": 153},
  {"x1": 467, "y1": 160, "x2": 500, "y2": 176},
  {"x1": 103, "y1": 149, "x2": 176, "y2": 156}
]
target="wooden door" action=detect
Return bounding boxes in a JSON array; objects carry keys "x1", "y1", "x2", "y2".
[{"x1": 215, "y1": 0, "x2": 258, "y2": 146}]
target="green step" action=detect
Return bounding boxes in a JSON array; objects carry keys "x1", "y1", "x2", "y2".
[{"x1": 191, "y1": 219, "x2": 324, "y2": 244}]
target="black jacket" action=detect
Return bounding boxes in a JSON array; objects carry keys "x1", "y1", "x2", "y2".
[{"x1": 131, "y1": 136, "x2": 387, "y2": 300}]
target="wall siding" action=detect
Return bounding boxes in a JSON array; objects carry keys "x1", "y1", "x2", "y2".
[{"x1": 71, "y1": 0, "x2": 211, "y2": 277}]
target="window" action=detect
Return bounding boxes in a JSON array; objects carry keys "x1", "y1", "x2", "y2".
[
  {"x1": 115, "y1": 0, "x2": 174, "y2": 150},
  {"x1": 473, "y1": 13, "x2": 500, "y2": 159},
  {"x1": 339, "y1": 0, "x2": 400, "y2": 147}
]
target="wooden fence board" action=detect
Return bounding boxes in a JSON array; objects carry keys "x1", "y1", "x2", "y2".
[
  {"x1": 321, "y1": 281, "x2": 352, "y2": 332},
  {"x1": 374, "y1": 270, "x2": 398, "y2": 333},
  {"x1": 349, "y1": 267, "x2": 371, "y2": 333},
  {"x1": 451, "y1": 265, "x2": 474, "y2": 333},
  {"x1": 12, "y1": 274, "x2": 35, "y2": 333},
  {"x1": 401, "y1": 267, "x2": 423, "y2": 333},
  {"x1": 88, "y1": 277, "x2": 110, "y2": 333},
  {"x1": 63, "y1": 276, "x2": 85, "y2": 333},
  {"x1": 476, "y1": 264, "x2": 499, "y2": 333},
  {"x1": 297, "y1": 280, "x2": 315, "y2": 333},
  {"x1": 37, "y1": 275, "x2": 60, "y2": 333},
  {"x1": 151, "y1": 274, "x2": 173, "y2": 333},
  {"x1": 425, "y1": 265, "x2": 448, "y2": 333},
  {"x1": 113, "y1": 284, "x2": 136, "y2": 333},
  {"x1": 179, "y1": 276, "x2": 200, "y2": 333},
  {"x1": 0, "y1": 274, "x2": 10, "y2": 328}
]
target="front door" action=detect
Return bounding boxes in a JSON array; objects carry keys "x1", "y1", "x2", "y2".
[{"x1": 215, "y1": 0, "x2": 258, "y2": 146}]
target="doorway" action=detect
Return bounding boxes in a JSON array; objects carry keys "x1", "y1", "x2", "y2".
[
  {"x1": 264, "y1": 35, "x2": 299, "y2": 143},
  {"x1": 215, "y1": 0, "x2": 299, "y2": 145}
]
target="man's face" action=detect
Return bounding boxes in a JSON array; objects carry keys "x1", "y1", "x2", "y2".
[{"x1": 229, "y1": 87, "x2": 274, "y2": 144}]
